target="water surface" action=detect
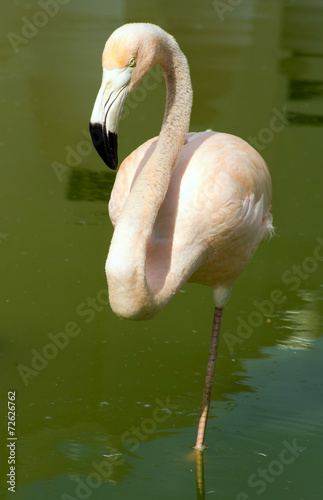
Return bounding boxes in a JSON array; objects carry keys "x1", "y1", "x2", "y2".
[{"x1": 1, "y1": 1, "x2": 322, "y2": 499}]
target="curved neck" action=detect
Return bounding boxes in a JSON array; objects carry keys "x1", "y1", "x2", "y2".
[{"x1": 106, "y1": 32, "x2": 193, "y2": 319}]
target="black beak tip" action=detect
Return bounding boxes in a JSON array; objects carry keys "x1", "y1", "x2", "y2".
[{"x1": 89, "y1": 122, "x2": 118, "y2": 170}]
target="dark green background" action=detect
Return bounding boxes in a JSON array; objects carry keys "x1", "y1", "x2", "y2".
[{"x1": 1, "y1": 0, "x2": 322, "y2": 498}]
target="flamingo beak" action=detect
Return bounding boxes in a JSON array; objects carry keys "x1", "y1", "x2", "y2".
[{"x1": 89, "y1": 67, "x2": 131, "y2": 170}]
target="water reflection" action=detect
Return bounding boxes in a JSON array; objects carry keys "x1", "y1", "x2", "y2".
[
  {"x1": 288, "y1": 80, "x2": 323, "y2": 101},
  {"x1": 66, "y1": 169, "x2": 114, "y2": 202},
  {"x1": 281, "y1": 0, "x2": 323, "y2": 125},
  {"x1": 277, "y1": 289, "x2": 323, "y2": 350},
  {"x1": 195, "y1": 450, "x2": 205, "y2": 499},
  {"x1": 278, "y1": 308, "x2": 317, "y2": 350}
]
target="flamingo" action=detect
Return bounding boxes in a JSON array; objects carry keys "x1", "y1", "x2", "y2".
[{"x1": 89, "y1": 23, "x2": 273, "y2": 451}]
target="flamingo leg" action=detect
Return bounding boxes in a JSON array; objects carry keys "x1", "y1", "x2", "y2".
[{"x1": 195, "y1": 306, "x2": 223, "y2": 451}]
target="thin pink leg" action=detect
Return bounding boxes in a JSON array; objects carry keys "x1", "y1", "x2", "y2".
[{"x1": 195, "y1": 306, "x2": 223, "y2": 451}]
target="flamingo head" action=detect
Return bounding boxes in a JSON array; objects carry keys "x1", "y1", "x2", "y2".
[{"x1": 89, "y1": 23, "x2": 160, "y2": 170}]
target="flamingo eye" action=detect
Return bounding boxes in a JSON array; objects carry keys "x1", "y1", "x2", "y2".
[{"x1": 128, "y1": 57, "x2": 136, "y2": 67}]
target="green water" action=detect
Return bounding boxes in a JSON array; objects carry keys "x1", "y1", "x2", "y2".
[{"x1": 1, "y1": 0, "x2": 323, "y2": 498}]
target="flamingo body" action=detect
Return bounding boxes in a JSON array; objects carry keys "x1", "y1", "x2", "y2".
[
  {"x1": 109, "y1": 131, "x2": 272, "y2": 306},
  {"x1": 89, "y1": 23, "x2": 273, "y2": 449}
]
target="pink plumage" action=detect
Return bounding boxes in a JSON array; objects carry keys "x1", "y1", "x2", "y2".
[{"x1": 89, "y1": 23, "x2": 273, "y2": 451}]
